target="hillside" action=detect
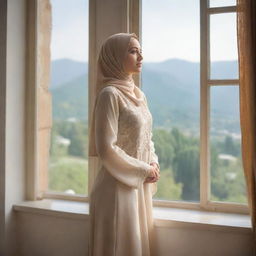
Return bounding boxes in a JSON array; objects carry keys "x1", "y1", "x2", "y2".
[{"x1": 50, "y1": 58, "x2": 240, "y2": 133}]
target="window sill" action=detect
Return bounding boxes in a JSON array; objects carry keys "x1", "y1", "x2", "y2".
[{"x1": 13, "y1": 199, "x2": 252, "y2": 234}]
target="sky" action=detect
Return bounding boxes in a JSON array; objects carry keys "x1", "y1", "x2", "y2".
[{"x1": 50, "y1": 0, "x2": 237, "y2": 63}]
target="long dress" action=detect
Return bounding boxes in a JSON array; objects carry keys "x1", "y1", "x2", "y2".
[{"x1": 88, "y1": 85, "x2": 159, "y2": 256}]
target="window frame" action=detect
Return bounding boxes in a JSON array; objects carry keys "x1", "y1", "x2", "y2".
[
  {"x1": 26, "y1": 0, "x2": 38, "y2": 201},
  {"x1": 200, "y1": 1, "x2": 247, "y2": 214},
  {"x1": 149, "y1": 0, "x2": 248, "y2": 214},
  {"x1": 30, "y1": 0, "x2": 249, "y2": 214}
]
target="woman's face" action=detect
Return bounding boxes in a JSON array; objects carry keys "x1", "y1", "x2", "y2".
[{"x1": 123, "y1": 37, "x2": 143, "y2": 75}]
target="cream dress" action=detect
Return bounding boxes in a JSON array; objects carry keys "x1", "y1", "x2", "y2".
[{"x1": 89, "y1": 85, "x2": 159, "y2": 256}]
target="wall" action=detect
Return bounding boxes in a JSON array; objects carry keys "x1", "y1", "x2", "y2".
[
  {"x1": 16, "y1": 212, "x2": 89, "y2": 256},
  {"x1": 0, "y1": 0, "x2": 7, "y2": 253},
  {"x1": 15, "y1": 211, "x2": 253, "y2": 256},
  {"x1": 0, "y1": 0, "x2": 27, "y2": 255},
  {"x1": 155, "y1": 224, "x2": 253, "y2": 255}
]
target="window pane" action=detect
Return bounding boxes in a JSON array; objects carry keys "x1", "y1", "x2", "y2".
[
  {"x1": 210, "y1": 85, "x2": 247, "y2": 204},
  {"x1": 210, "y1": 13, "x2": 238, "y2": 79},
  {"x1": 142, "y1": 0, "x2": 200, "y2": 202},
  {"x1": 48, "y1": 0, "x2": 89, "y2": 195},
  {"x1": 210, "y1": 0, "x2": 236, "y2": 8}
]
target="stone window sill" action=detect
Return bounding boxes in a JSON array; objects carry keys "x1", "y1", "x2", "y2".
[{"x1": 13, "y1": 199, "x2": 252, "y2": 234}]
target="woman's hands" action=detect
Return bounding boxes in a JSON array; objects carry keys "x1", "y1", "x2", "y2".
[{"x1": 144, "y1": 162, "x2": 160, "y2": 183}]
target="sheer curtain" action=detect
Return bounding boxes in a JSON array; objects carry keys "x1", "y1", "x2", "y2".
[{"x1": 237, "y1": 0, "x2": 256, "y2": 253}]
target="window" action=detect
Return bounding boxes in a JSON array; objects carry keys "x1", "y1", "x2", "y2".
[
  {"x1": 142, "y1": 0, "x2": 248, "y2": 213},
  {"x1": 47, "y1": 0, "x2": 89, "y2": 197},
  {"x1": 31, "y1": 0, "x2": 248, "y2": 213},
  {"x1": 33, "y1": 0, "x2": 89, "y2": 200},
  {"x1": 142, "y1": 0, "x2": 200, "y2": 203}
]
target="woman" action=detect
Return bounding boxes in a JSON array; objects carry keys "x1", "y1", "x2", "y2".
[{"x1": 88, "y1": 32, "x2": 160, "y2": 256}]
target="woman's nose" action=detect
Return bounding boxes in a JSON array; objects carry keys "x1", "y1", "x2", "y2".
[{"x1": 138, "y1": 53, "x2": 143, "y2": 61}]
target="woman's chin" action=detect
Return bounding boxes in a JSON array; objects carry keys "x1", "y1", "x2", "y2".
[{"x1": 134, "y1": 67, "x2": 142, "y2": 73}]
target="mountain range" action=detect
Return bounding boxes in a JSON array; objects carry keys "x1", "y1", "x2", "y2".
[{"x1": 50, "y1": 58, "x2": 240, "y2": 135}]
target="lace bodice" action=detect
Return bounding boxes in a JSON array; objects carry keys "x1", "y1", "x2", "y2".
[{"x1": 115, "y1": 87, "x2": 153, "y2": 158}]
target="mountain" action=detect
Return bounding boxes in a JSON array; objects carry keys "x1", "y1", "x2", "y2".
[
  {"x1": 50, "y1": 58, "x2": 240, "y2": 133},
  {"x1": 50, "y1": 58, "x2": 88, "y2": 89},
  {"x1": 51, "y1": 74, "x2": 88, "y2": 120}
]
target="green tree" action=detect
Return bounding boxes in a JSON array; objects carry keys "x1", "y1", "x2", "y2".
[
  {"x1": 173, "y1": 146, "x2": 200, "y2": 201},
  {"x1": 49, "y1": 156, "x2": 88, "y2": 194},
  {"x1": 223, "y1": 135, "x2": 239, "y2": 156},
  {"x1": 68, "y1": 122, "x2": 87, "y2": 158},
  {"x1": 154, "y1": 168, "x2": 182, "y2": 200},
  {"x1": 153, "y1": 129, "x2": 174, "y2": 169}
]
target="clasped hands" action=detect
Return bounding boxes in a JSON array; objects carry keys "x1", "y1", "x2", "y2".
[{"x1": 144, "y1": 162, "x2": 160, "y2": 183}]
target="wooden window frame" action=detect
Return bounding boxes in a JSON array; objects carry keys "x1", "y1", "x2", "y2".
[{"x1": 151, "y1": 0, "x2": 249, "y2": 214}]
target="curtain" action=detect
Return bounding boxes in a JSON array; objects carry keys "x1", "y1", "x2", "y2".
[{"x1": 237, "y1": 0, "x2": 256, "y2": 254}]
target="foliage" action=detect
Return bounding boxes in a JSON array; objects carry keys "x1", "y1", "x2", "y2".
[
  {"x1": 49, "y1": 156, "x2": 88, "y2": 195},
  {"x1": 153, "y1": 168, "x2": 182, "y2": 200},
  {"x1": 50, "y1": 120, "x2": 88, "y2": 159},
  {"x1": 48, "y1": 120, "x2": 247, "y2": 205}
]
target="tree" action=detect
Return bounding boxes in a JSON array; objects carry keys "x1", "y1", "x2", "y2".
[
  {"x1": 223, "y1": 135, "x2": 239, "y2": 156},
  {"x1": 68, "y1": 122, "x2": 88, "y2": 158},
  {"x1": 173, "y1": 146, "x2": 200, "y2": 201},
  {"x1": 153, "y1": 129, "x2": 174, "y2": 169}
]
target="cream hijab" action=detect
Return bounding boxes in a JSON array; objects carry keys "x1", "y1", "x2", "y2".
[{"x1": 89, "y1": 32, "x2": 145, "y2": 157}]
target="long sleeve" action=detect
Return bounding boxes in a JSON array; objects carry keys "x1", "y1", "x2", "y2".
[{"x1": 94, "y1": 87, "x2": 152, "y2": 189}]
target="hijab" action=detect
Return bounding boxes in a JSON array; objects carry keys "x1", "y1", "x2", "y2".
[{"x1": 89, "y1": 32, "x2": 145, "y2": 157}]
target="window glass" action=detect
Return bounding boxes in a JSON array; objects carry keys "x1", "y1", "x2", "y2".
[
  {"x1": 142, "y1": 0, "x2": 200, "y2": 202},
  {"x1": 48, "y1": 0, "x2": 89, "y2": 195},
  {"x1": 210, "y1": 0, "x2": 236, "y2": 8},
  {"x1": 210, "y1": 85, "x2": 247, "y2": 204},
  {"x1": 210, "y1": 13, "x2": 238, "y2": 79}
]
